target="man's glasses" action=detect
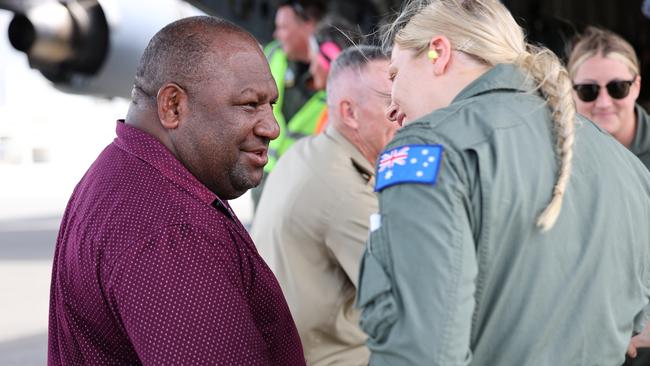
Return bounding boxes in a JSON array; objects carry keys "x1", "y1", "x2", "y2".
[{"x1": 573, "y1": 77, "x2": 636, "y2": 102}]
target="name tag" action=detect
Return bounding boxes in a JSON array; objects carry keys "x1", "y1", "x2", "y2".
[{"x1": 369, "y1": 213, "x2": 381, "y2": 232}]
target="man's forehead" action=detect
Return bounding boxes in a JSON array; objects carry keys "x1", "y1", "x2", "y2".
[
  {"x1": 228, "y1": 60, "x2": 276, "y2": 95},
  {"x1": 235, "y1": 76, "x2": 277, "y2": 95},
  {"x1": 211, "y1": 32, "x2": 258, "y2": 55},
  {"x1": 227, "y1": 51, "x2": 273, "y2": 79},
  {"x1": 276, "y1": 6, "x2": 297, "y2": 23},
  {"x1": 200, "y1": 41, "x2": 276, "y2": 96},
  {"x1": 368, "y1": 59, "x2": 390, "y2": 72},
  {"x1": 362, "y1": 60, "x2": 390, "y2": 83},
  {"x1": 209, "y1": 41, "x2": 268, "y2": 74}
]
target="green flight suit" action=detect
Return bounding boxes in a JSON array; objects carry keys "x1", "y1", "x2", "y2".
[
  {"x1": 630, "y1": 104, "x2": 650, "y2": 170},
  {"x1": 357, "y1": 64, "x2": 650, "y2": 366}
]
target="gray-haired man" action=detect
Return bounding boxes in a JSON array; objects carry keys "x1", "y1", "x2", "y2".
[{"x1": 251, "y1": 45, "x2": 397, "y2": 366}]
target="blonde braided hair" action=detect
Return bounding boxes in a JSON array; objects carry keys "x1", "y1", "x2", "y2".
[{"x1": 383, "y1": 0, "x2": 576, "y2": 231}]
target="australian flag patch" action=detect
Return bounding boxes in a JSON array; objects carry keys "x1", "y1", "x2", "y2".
[{"x1": 375, "y1": 144, "x2": 443, "y2": 191}]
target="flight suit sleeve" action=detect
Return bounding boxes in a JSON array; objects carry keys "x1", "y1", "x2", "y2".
[{"x1": 357, "y1": 136, "x2": 478, "y2": 366}]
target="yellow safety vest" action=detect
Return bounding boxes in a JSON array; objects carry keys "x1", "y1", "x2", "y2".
[{"x1": 264, "y1": 41, "x2": 327, "y2": 173}]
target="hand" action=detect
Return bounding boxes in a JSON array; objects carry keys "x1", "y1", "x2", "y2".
[{"x1": 628, "y1": 325, "x2": 650, "y2": 358}]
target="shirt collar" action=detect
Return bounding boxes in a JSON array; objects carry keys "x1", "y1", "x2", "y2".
[
  {"x1": 113, "y1": 120, "x2": 221, "y2": 207},
  {"x1": 325, "y1": 124, "x2": 375, "y2": 185},
  {"x1": 452, "y1": 63, "x2": 535, "y2": 104}
]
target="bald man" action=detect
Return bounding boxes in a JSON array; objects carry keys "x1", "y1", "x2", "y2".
[
  {"x1": 251, "y1": 46, "x2": 397, "y2": 366},
  {"x1": 48, "y1": 16, "x2": 305, "y2": 365}
]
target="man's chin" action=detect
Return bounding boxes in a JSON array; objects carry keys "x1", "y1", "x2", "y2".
[
  {"x1": 247, "y1": 169, "x2": 264, "y2": 188},
  {"x1": 220, "y1": 167, "x2": 263, "y2": 198},
  {"x1": 234, "y1": 173, "x2": 263, "y2": 192}
]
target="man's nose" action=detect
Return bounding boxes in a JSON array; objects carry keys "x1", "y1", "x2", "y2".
[
  {"x1": 256, "y1": 110, "x2": 280, "y2": 141},
  {"x1": 385, "y1": 103, "x2": 399, "y2": 122}
]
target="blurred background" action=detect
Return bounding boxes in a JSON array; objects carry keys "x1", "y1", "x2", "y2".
[{"x1": 0, "y1": 0, "x2": 648, "y2": 364}]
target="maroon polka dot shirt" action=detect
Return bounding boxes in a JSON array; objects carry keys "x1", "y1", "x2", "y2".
[{"x1": 48, "y1": 121, "x2": 305, "y2": 365}]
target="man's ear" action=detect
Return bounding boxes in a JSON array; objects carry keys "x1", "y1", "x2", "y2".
[
  {"x1": 156, "y1": 82, "x2": 188, "y2": 130},
  {"x1": 339, "y1": 100, "x2": 359, "y2": 129},
  {"x1": 429, "y1": 35, "x2": 453, "y2": 76}
]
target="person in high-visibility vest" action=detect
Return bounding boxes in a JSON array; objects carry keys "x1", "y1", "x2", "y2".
[
  {"x1": 265, "y1": 41, "x2": 328, "y2": 173},
  {"x1": 251, "y1": 0, "x2": 327, "y2": 208},
  {"x1": 265, "y1": 1, "x2": 329, "y2": 170},
  {"x1": 267, "y1": 12, "x2": 363, "y2": 173}
]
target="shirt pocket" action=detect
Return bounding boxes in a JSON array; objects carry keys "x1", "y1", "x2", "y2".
[{"x1": 356, "y1": 225, "x2": 398, "y2": 344}]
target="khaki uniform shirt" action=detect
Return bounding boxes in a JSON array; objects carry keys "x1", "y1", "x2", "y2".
[
  {"x1": 630, "y1": 104, "x2": 650, "y2": 170},
  {"x1": 252, "y1": 126, "x2": 373, "y2": 365},
  {"x1": 357, "y1": 64, "x2": 650, "y2": 366}
]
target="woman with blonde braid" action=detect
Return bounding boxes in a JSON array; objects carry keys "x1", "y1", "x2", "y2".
[{"x1": 356, "y1": 0, "x2": 650, "y2": 365}]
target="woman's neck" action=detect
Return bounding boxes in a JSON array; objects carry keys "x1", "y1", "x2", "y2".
[{"x1": 618, "y1": 108, "x2": 638, "y2": 148}]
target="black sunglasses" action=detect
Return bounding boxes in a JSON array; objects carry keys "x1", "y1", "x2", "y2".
[{"x1": 572, "y1": 77, "x2": 636, "y2": 102}]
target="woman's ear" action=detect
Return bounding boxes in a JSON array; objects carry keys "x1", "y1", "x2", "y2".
[
  {"x1": 428, "y1": 35, "x2": 453, "y2": 76},
  {"x1": 156, "y1": 82, "x2": 188, "y2": 130},
  {"x1": 631, "y1": 75, "x2": 642, "y2": 101}
]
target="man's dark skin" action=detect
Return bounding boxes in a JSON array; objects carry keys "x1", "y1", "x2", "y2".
[{"x1": 126, "y1": 18, "x2": 279, "y2": 200}]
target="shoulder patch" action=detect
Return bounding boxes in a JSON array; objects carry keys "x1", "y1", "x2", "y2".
[{"x1": 375, "y1": 144, "x2": 443, "y2": 191}]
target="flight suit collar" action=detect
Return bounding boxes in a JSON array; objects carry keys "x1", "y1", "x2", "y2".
[
  {"x1": 325, "y1": 125, "x2": 375, "y2": 186},
  {"x1": 630, "y1": 104, "x2": 650, "y2": 157},
  {"x1": 452, "y1": 63, "x2": 535, "y2": 104}
]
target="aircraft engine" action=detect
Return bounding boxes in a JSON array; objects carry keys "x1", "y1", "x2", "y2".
[{"x1": 4, "y1": 0, "x2": 203, "y2": 99}]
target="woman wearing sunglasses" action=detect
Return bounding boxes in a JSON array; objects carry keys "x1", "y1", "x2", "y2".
[{"x1": 568, "y1": 26, "x2": 649, "y2": 169}]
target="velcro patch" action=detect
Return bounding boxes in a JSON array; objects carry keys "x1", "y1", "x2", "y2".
[{"x1": 375, "y1": 144, "x2": 443, "y2": 191}]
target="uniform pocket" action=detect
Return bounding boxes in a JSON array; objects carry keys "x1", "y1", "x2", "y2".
[{"x1": 356, "y1": 228, "x2": 398, "y2": 343}]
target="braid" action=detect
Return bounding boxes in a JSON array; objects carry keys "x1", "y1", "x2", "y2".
[
  {"x1": 384, "y1": 0, "x2": 578, "y2": 231},
  {"x1": 517, "y1": 47, "x2": 576, "y2": 231}
]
